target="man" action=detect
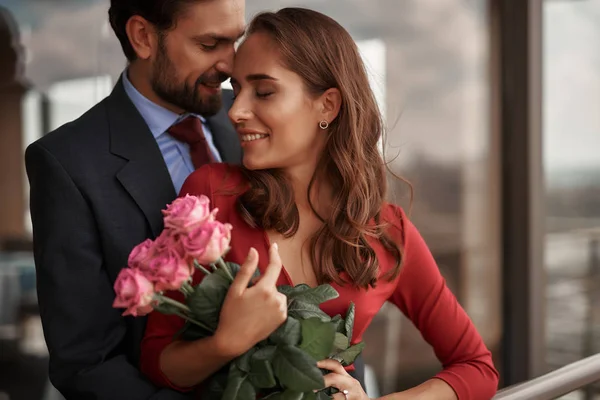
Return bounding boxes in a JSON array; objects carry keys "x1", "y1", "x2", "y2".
[{"x1": 25, "y1": 1, "x2": 245, "y2": 399}]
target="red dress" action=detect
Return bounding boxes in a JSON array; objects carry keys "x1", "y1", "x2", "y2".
[{"x1": 140, "y1": 164, "x2": 499, "y2": 399}]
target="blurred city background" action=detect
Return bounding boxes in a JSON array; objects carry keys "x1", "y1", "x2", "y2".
[{"x1": 0, "y1": 0, "x2": 599, "y2": 399}]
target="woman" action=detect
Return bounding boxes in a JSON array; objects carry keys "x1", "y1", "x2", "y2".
[{"x1": 141, "y1": 7, "x2": 499, "y2": 399}]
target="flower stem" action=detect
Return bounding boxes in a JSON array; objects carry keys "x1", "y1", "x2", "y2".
[
  {"x1": 216, "y1": 257, "x2": 234, "y2": 282},
  {"x1": 193, "y1": 260, "x2": 212, "y2": 276},
  {"x1": 172, "y1": 310, "x2": 213, "y2": 332},
  {"x1": 157, "y1": 294, "x2": 191, "y2": 313},
  {"x1": 180, "y1": 281, "x2": 194, "y2": 297},
  {"x1": 155, "y1": 295, "x2": 212, "y2": 332}
]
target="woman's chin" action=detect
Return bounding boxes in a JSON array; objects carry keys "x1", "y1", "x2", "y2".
[{"x1": 242, "y1": 157, "x2": 267, "y2": 171}]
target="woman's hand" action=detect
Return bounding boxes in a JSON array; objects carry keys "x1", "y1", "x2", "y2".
[
  {"x1": 318, "y1": 359, "x2": 371, "y2": 400},
  {"x1": 214, "y1": 244, "x2": 287, "y2": 357}
]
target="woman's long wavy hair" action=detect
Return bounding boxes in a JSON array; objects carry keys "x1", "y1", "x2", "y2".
[{"x1": 237, "y1": 8, "x2": 404, "y2": 288}]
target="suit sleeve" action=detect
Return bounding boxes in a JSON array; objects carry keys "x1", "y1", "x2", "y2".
[
  {"x1": 141, "y1": 164, "x2": 215, "y2": 390},
  {"x1": 25, "y1": 142, "x2": 191, "y2": 400},
  {"x1": 387, "y1": 206, "x2": 499, "y2": 399}
]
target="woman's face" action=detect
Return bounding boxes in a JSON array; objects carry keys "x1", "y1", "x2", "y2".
[{"x1": 229, "y1": 33, "x2": 329, "y2": 174}]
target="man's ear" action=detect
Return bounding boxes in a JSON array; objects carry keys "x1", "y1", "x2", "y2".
[{"x1": 125, "y1": 15, "x2": 159, "y2": 60}]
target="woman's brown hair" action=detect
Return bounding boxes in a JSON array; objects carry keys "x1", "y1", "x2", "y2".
[{"x1": 237, "y1": 7, "x2": 402, "y2": 288}]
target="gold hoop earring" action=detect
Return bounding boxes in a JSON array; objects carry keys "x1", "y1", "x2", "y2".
[{"x1": 319, "y1": 120, "x2": 329, "y2": 130}]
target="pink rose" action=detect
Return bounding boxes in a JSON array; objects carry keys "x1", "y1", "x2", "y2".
[
  {"x1": 182, "y1": 221, "x2": 232, "y2": 264},
  {"x1": 162, "y1": 195, "x2": 217, "y2": 235},
  {"x1": 113, "y1": 268, "x2": 155, "y2": 317},
  {"x1": 128, "y1": 239, "x2": 155, "y2": 270},
  {"x1": 147, "y1": 247, "x2": 193, "y2": 292},
  {"x1": 153, "y1": 230, "x2": 184, "y2": 258}
]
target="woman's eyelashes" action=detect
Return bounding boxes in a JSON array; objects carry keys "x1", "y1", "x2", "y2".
[{"x1": 256, "y1": 91, "x2": 274, "y2": 99}]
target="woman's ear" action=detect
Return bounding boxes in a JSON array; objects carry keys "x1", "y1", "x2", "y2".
[{"x1": 318, "y1": 88, "x2": 342, "y2": 125}]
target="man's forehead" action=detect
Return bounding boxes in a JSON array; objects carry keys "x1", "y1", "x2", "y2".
[{"x1": 177, "y1": 0, "x2": 245, "y2": 28}]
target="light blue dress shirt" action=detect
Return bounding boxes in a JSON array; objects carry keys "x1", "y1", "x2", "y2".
[{"x1": 121, "y1": 71, "x2": 222, "y2": 194}]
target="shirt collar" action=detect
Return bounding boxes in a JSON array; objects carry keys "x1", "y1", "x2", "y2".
[{"x1": 121, "y1": 69, "x2": 206, "y2": 139}]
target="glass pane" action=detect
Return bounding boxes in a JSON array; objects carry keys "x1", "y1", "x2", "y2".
[{"x1": 543, "y1": 0, "x2": 600, "y2": 376}]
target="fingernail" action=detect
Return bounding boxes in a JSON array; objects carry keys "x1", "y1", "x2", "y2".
[
  {"x1": 247, "y1": 247, "x2": 256, "y2": 260},
  {"x1": 272, "y1": 242, "x2": 278, "y2": 251}
]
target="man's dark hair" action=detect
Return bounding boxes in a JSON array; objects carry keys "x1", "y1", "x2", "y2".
[{"x1": 108, "y1": 0, "x2": 199, "y2": 61}]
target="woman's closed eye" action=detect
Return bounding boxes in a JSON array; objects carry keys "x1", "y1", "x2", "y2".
[{"x1": 256, "y1": 91, "x2": 274, "y2": 99}]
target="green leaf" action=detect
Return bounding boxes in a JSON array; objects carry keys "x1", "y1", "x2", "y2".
[
  {"x1": 278, "y1": 284, "x2": 308, "y2": 307},
  {"x1": 235, "y1": 347, "x2": 257, "y2": 373},
  {"x1": 262, "y1": 392, "x2": 283, "y2": 399},
  {"x1": 333, "y1": 332, "x2": 348, "y2": 352},
  {"x1": 332, "y1": 341, "x2": 365, "y2": 366},
  {"x1": 273, "y1": 345, "x2": 324, "y2": 391},
  {"x1": 276, "y1": 285, "x2": 296, "y2": 296},
  {"x1": 187, "y1": 272, "x2": 230, "y2": 329},
  {"x1": 288, "y1": 285, "x2": 339, "y2": 305},
  {"x1": 279, "y1": 390, "x2": 305, "y2": 400},
  {"x1": 200, "y1": 368, "x2": 228, "y2": 400},
  {"x1": 288, "y1": 300, "x2": 331, "y2": 322},
  {"x1": 254, "y1": 345, "x2": 277, "y2": 361},
  {"x1": 299, "y1": 318, "x2": 336, "y2": 361},
  {"x1": 248, "y1": 354, "x2": 277, "y2": 389},
  {"x1": 316, "y1": 391, "x2": 332, "y2": 400},
  {"x1": 222, "y1": 366, "x2": 256, "y2": 400},
  {"x1": 265, "y1": 391, "x2": 318, "y2": 400},
  {"x1": 288, "y1": 283, "x2": 312, "y2": 294},
  {"x1": 175, "y1": 320, "x2": 212, "y2": 341},
  {"x1": 270, "y1": 317, "x2": 301, "y2": 346},
  {"x1": 344, "y1": 303, "x2": 355, "y2": 343},
  {"x1": 330, "y1": 315, "x2": 344, "y2": 334}
]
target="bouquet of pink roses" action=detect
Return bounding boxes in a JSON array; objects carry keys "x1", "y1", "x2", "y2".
[{"x1": 113, "y1": 195, "x2": 364, "y2": 400}]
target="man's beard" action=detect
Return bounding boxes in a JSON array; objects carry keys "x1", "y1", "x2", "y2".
[{"x1": 151, "y1": 40, "x2": 226, "y2": 117}]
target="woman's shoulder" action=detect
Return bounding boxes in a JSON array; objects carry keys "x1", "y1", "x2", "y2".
[
  {"x1": 379, "y1": 202, "x2": 413, "y2": 248},
  {"x1": 179, "y1": 163, "x2": 246, "y2": 201},
  {"x1": 381, "y1": 203, "x2": 407, "y2": 231}
]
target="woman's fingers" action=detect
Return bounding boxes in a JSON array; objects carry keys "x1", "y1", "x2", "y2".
[{"x1": 317, "y1": 359, "x2": 349, "y2": 376}]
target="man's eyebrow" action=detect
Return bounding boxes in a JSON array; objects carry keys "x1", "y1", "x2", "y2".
[{"x1": 193, "y1": 30, "x2": 246, "y2": 43}]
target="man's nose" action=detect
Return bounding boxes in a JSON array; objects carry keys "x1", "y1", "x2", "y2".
[{"x1": 215, "y1": 46, "x2": 235, "y2": 77}]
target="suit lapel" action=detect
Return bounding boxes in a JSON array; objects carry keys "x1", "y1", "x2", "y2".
[{"x1": 107, "y1": 77, "x2": 176, "y2": 238}]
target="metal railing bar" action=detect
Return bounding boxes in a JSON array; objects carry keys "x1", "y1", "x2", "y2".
[{"x1": 493, "y1": 353, "x2": 600, "y2": 400}]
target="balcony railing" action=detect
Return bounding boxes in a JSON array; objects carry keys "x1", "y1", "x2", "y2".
[{"x1": 493, "y1": 353, "x2": 600, "y2": 400}]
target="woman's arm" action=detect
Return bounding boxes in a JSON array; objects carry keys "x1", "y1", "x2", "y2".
[
  {"x1": 158, "y1": 334, "x2": 238, "y2": 388},
  {"x1": 386, "y1": 205, "x2": 499, "y2": 399}
]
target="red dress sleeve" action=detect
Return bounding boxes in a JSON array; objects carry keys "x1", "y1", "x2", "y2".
[
  {"x1": 385, "y1": 205, "x2": 499, "y2": 399},
  {"x1": 140, "y1": 164, "x2": 216, "y2": 392}
]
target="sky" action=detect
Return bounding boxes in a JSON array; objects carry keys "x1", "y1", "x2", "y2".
[{"x1": 543, "y1": 0, "x2": 600, "y2": 172}]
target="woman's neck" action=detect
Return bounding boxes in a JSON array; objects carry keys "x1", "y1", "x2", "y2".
[{"x1": 284, "y1": 165, "x2": 332, "y2": 218}]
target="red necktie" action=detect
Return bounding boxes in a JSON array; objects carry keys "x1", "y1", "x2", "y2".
[{"x1": 168, "y1": 117, "x2": 216, "y2": 168}]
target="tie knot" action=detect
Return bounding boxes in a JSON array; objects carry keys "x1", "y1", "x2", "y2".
[{"x1": 168, "y1": 117, "x2": 206, "y2": 145}]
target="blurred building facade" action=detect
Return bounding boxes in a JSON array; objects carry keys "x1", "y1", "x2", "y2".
[{"x1": 0, "y1": 0, "x2": 598, "y2": 399}]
